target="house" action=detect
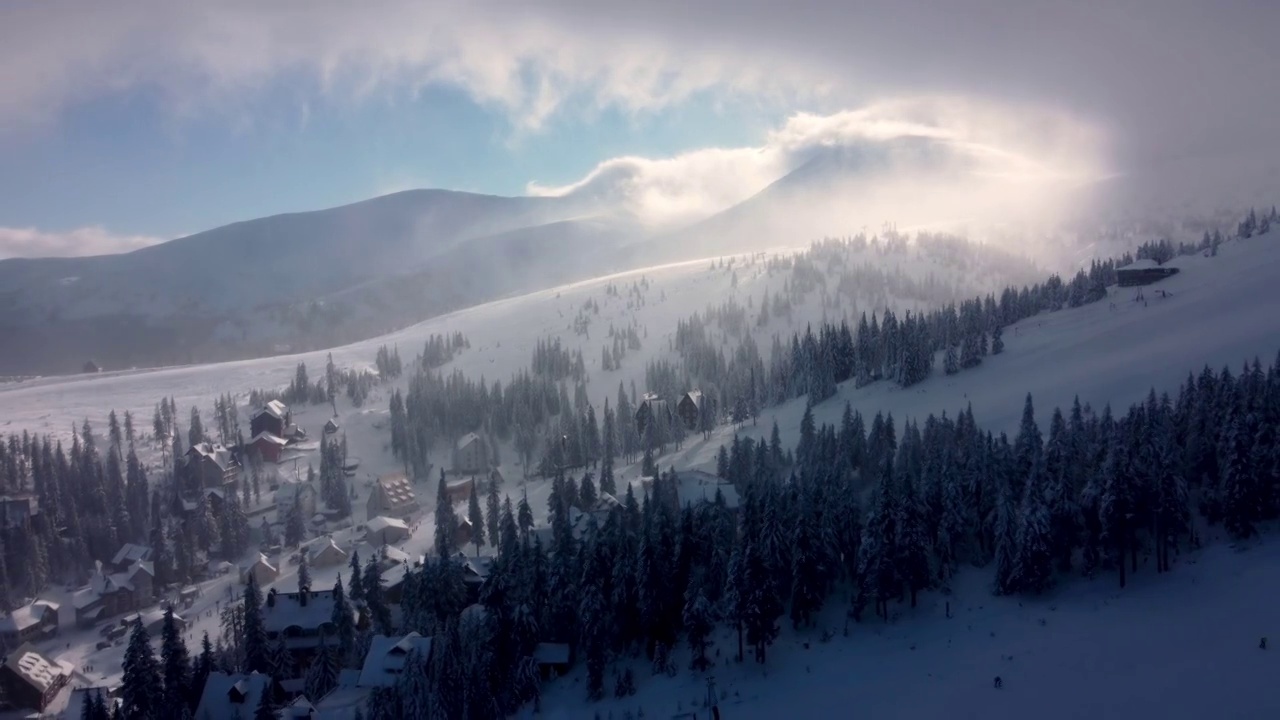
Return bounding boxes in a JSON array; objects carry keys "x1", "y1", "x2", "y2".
[
  {"x1": 110, "y1": 543, "x2": 152, "y2": 573},
  {"x1": 445, "y1": 476, "x2": 475, "y2": 505},
  {"x1": 185, "y1": 442, "x2": 241, "y2": 493},
  {"x1": 248, "y1": 431, "x2": 288, "y2": 463},
  {"x1": 365, "y1": 516, "x2": 410, "y2": 546},
  {"x1": 241, "y1": 554, "x2": 279, "y2": 586},
  {"x1": 0, "y1": 643, "x2": 72, "y2": 713},
  {"x1": 62, "y1": 687, "x2": 118, "y2": 720},
  {"x1": 324, "y1": 418, "x2": 341, "y2": 435},
  {"x1": 635, "y1": 393, "x2": 672, "y2": 436},
  {"x1": 73, "y1": 561, "x2": 155, "y2": 627},
  {"x1": 453, "y1": 432, "x2": 487, "y2": 474},
  {"x1": 0, "y1": 494, "x2": 39, "y2": 530},
  {"x1": 194, "y1": 672, "x2": 275, "y2": 720},
  {"x1": 365, "y1": 473, "x2": 419, "y2": 520},
  {"x1": 279, "y1": 695, "x2": 317, "y2": 719},
  {"x1": 677, "y1": 389, "x2": 703, "y2": 430},
  {"x1": 263, "y1": 589, "x2": 357, "y2": 654},
  {"x1": 533, "y1": 642, "x2": 571, "y2": 681},
  {"x1": 0, "y1": 601, "x2": 60, "y2": 645},
  {"x1": 357, "y1": 633, "x2": 433, "y2": 688},
  {"x1": 307, "y1": 537, "x2": 349, "y2": 568},
  {"x1": 455, "y1": 517, "x2": 475, "y2": 548},
  {"x1": 1116, "y1": 258, "x2": 1181, "y2": 287},
  {"x1": 250, "y1": 400, "x2": 291, "y2": 440},
  {"x1": 376, "y1": 546, "x2": 412, "y2": 573}
]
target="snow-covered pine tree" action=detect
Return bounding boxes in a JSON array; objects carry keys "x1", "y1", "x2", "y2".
[
  {"x1": 241, "y1": 575, "x2": 270, "y2": 674},
  {"x1": 435, "y1": 471, "x2": 458, "y2": 558},
  {"x1": 121, "y1": 621, "x2": 162, "y2": 720},
  {"x1": 160, "y1": 607, "x2": 191, "y2": 716},
  {"x1": 1011, "y1": 464, "x2": 1054, "y2": 594}
]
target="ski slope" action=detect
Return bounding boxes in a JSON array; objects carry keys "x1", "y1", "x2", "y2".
[
  {"x1": 535, "y1": 534, "x2": 1280, "y2": 720},
  {"x1": 5, "y1": 229, "x2": 1280, "y2": 717}
]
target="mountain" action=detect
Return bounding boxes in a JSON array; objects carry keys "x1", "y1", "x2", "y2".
[
  {"x1": 0, "y1": 189, "x2": 627, "y2": 375},
  {"x1": 627, "y1": 136, "x2": 981, "y2": 265}
]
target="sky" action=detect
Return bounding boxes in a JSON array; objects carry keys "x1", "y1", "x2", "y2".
[{"x1": 0, "y1": 0, "x2": 1276, "y2": 258}]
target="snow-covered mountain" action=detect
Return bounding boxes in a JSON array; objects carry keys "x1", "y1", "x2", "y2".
[{"x1": 0, "y1": 189, "x2": 629, "y2": 375}]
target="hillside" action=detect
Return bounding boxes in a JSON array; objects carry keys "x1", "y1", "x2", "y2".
[
  {"x1": 0, "y1": 189, "x2": 615, "y2": 375},
  {"x1": 3, "y1": 225, "x2": 1279, "y2": 719}
]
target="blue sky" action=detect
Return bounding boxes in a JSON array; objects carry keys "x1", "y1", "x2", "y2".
[
  {"x1": 0, "y1": 1, "x2": 1272, "y2": 258},
  {"x1": 0, "y1": 77, "x2": 776, "y2": 239}
]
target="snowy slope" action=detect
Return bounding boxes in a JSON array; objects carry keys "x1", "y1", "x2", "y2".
[
  {"x1": 6, "y1": 228, "x2": 1280, "y2": 713},
  {"x1": 535, "y1": 536, "x2": 1280, "y2": 720}
]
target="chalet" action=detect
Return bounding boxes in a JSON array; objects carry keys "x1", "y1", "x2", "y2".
[
  {"x1": 676, "y1": 389, "x2": 703, "y2": 430},
  {"x1": 0, "y1": 602, "x2": 60, "y2": 646},
  {"x1": 0, "y1": 494, "x2": 38, "y2": 530},
  {"x1": 248, "y1": 431, "x2": 287, "y2": 463},
  {"x1": 453, "y1": 432, "x2": 487, "y2": 474},
  {"x1": 263, "y1": 589, "x2": 357, "y2": 653},
  {"x1": 365, "y1": 516, "x2": 410, "y2": 546},
  {"x1": 635, "y1": 393, "x2": 672, "y2": 436},
  {"x1": 195, "y1": 672, "x2": 276, "y2": 720},
  {"x1": 307, "y1": 537, "x2": 349, "y2": 569},
  {"x1": 0, "y1": 644, "x2": 71, "y2": 713},
  {"x1": 455, "y1": 516, "x2": 475, "y2": 548},
  {"x1": 533, "y1": 642, "x2": 571, "y2": 681},
  {"x1": 1117, "y1": 258, "x2": 1181, "y2": 287},
  {"x1": 63, "y1": 687, "x2": 118, "y2": 720},
  {"x1": 358, "y1": 633, "x2": 433, "y2": 688},
  {"x1": 366, "y1": 473, "x2": 419, "y2": 520},
  {"x1": 241, "y1": 554, "x2": 279, "y2": 586},
  {"x1": 110, "y1": 543, "x2": 152, "y2": 574},
  {"x1": 324, "y1": 418, "x2": 340, "y2": 435},
  {"x1": 445, "y1": 476, "x2": 475, "y2": 505},
  {"x1": 185, "y1": 442, "x2": 241, "y2": 493},
  {"x1": 250, "y1": 400, "x2": 291, "y2": 440},
  {"x1": 73, "y1": 561, "x2": 154, "y2": 627}
]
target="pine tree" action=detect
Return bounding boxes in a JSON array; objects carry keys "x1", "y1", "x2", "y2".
[
  {"x1": 683, "y1": 572, "x2": 715, "y2": 671},
  {"x1": 160, "y1": 607, "x2": 191, "y2": 716},
  {"x1": 1219, "y1": 411, "x2": 1257, "y2": 539},
  {"x1": 485, "y1": 478, "x2": 501, "y2": 550},
  {"x1": 285, "y1": 494, "x2": 306, "y2": 547},
  {"x1": 241, "y1": 575, "x2": 270, "y2": 674},
  {"x1": 896, "y1": 471, "x2": 932, "y2": 608},
  {"x1": 253, "y1": 685, "x2": 276, "y2": 720},
  {"x1": 192, "y1": 632, "x2": 215, "y2": 708},
  {"x1": 1010, "y1": 465, "x2": 1054, "y2": 594},
  {"x1": 305, "y1": 636, "x2": 340, "y2": 702},
  {"x1": 330, "y1": 577, "x2": 357, "y2": 666},
  {"x1": 991, "y1": 465, "x2": 1019, "y2": 595},
  {"x1": 742, "y1": 539, "x2": 782, "y2": 663},
  {"x1": 991, "y1": 324, "x2": 1004, "y2": 354},
  {"x1": 789, "y1": 497, "x2": 825, "y2": 628},
  {"x1": 435, "y1": 472, "x2": 458, "y2": 558},
  {"x1": 467, "y1": 481, "x2": 485, "y2": 556},
  {"x1": 364, "y1": 557, "x2": 393, "y2": 634},
  {"x1": 121, "y1": 621, "x2": 162, "y2": 720},
  {"x1": 348, "y1": 551, "x2": 364, "y2": 603},
  {"x1": 298, "y1": 552, "x2": 311, "y2": 594}
]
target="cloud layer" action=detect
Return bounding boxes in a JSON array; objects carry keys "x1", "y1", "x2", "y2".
[
  {"x1": 0, "y1": 226, "x2": 164, "y2": 260},
  {"x1": 529, "y1": 98, "x2": 1108, "y2": 228}
]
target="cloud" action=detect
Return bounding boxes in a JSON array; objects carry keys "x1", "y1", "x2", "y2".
[
  {"x1": 528, "y1": 98, "x2": 1109, "y2": 228},
  {"x1": 0, "y1": 226, "x2": 165, "y2": 260}
]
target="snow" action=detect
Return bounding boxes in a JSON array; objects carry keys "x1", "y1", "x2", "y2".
[
  {"x1": 534, "y1": 537, "x2": 1280, "y2": 720},
  {"x1": 3, "y1": 226, "x2": 1279, "y2": 716},
  {"x1": 357, "y1": 633, "x2": 432, "y2": 688}
]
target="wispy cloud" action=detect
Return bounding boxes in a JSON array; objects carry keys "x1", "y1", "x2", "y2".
[
  {"x1": 0, "y1": 226, "x2": 165, "y2": 260},
  {"x1": 528, "y1": 98, "x2": 1108, "y2": 227}
]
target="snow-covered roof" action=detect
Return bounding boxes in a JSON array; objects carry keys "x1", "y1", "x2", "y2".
[
  {"x1": 672, "y1": 470, "x2": 741, "y2": 510},
  {"x1": 194, "y1": 672, "x2": 271, "y2": 720},
  {"x1": 188, "y1": 442, "x2": 238, "y2": 471},
  {"x1": 314, "y1": 684, "x2": 372, "y2": 720},
  {"x1": 456, "y1": 432, "x2": 480, "y2": 450},
  {"x1": 263, "y1": 589, "x2": 345, "y2": 633},
  {"x1": 280, "y1": 696, "x2": 317, "y2": 719},
  {"x1": 249, "y1": 431, "x2": 286, "y2": 446},
  {"x1": 366, "y1": 516, "x2": 409, "y2": 534},
  {"x1": 374, "y1": 473, "x2": 417, "y2": 508},
  {"x1": 111, "y1": 543, "x2": 152, "y2": 567},
  {"x1": 1123, "y1": 258, "x2": 1161, "y2": 270},
  {"x1": 357, "y1": 632, "x2": 433, "y2": 688},
  {"x1": 378, "y1": 546, "x2": 412, "y2": 569},
  {"x1": 253, "y1": 400, "x2": 289, "y2": 421},
  {"x1": 63, "y1": 687, "x2": 116, "y2": 720},
  {"x1": 0, "y1": 602, "x2": 57, "y2": 633},
  {"x1": 533, "y1": 642, "x2": 570, "y2": 665},
  {"x1": 308, "y1": 537, "x2": 349, "y2": 565},
  {"x1": 2, "y1": 643, "x2": 69, "y2": 693}
]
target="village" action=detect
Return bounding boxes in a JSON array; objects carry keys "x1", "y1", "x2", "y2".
[{"x1": 0, "y1": 384, "x2": 737, "y2": 719}]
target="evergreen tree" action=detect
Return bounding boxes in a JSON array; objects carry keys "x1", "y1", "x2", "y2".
[
  {"x1": 742, "y1": 539, "x2": 782, "y2": 663},
  {"x1": 348, "y1": 551, "x2": 364, "y2": 603},
  {"x1": 1010, "y1": 466, "x2": 1054, "y2": 593},
  {"x1": 192, "y1": 632, "x2": 215, "y2": 709},
  {"x1": 253, "y1": 685, "x2": 276, "y2": 720},
  {"x1": 896, "y1": 471, "x2": 932, "y2": 608},
  {"x1": 467, "y1": 481, "x2": 485, "y2": 556},
  {"x1": 683, "y1": 572, "x2": 715, "y2": 671},
  {"x1": 992, "y1": 456, "x2": 1019, "y2": 595},
  {"x1": 991, "y1": 325, "x2": 1004, "y2": 354},
  {"x1": 121, "y1": 621, "x2": 162, "y2": 720},
  {"x1": 486, "y1": 478, "x2": 501, "y2": 550},
  {"x1": 241, "y1": 575, "x2": 270, "y2": 674},
  {"x1": 330, "y1": 577, "x2": 357, "y2": 666},
  {"x1": 160, "y1": 607, "x2": 191, "y2": 716},
  {"x1": 305, "y1": 637, "x2": 340, "y2": 702},
  {"x1": 435, "y1": 472, "x2": 458, "y2": 558},
  {"x1": 298, "y1": 553, "x2": 311, "y2": 594},
  {"x1": 363, "y1": 557, "x2": 393, "y2": 634},
  {"x1": 284, "y1": 494, "x2": 306, "y2": 547}
]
